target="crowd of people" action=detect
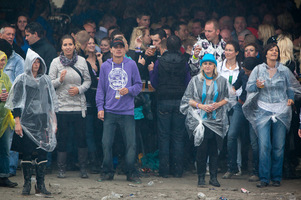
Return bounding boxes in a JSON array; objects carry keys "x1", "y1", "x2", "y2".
[{"x1": 1, "y1": 0, "x2": 301, "y2": 197}]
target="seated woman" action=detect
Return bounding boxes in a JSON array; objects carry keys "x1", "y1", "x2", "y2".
[
  {"x1": 5, "y1": 49, "x2": 58, "y2": 196},
  {"x1": 180, "y1": 54, "x2": 229, "y2": 187}
]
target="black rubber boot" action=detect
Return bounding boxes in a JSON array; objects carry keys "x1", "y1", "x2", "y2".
[
  {"x1": 35, "y1": 159, "x2": 51, "y2": 196},
  {"x1": 209, "y1": 173, "x2": 220, "y2": 187},
  {"x1": 198, "y1": 173, "x2": 206, "y2": 187},
  {"x1": 57, "y1": 152, "x2": 67, "y2": 178},
  {"x1": 21, "y1": 161, "x2": 32, "y2": 195},
  {"x1": 78, "y1": 148, "x2": 89, "y2": 178},
  {"x1": 90, "y1": 151, "x2": 100, "y2": 174}
]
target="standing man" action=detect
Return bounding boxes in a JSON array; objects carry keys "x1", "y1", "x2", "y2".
[
  {"x1": 0, "y1": 25, "x2": 25, "y2": 177},
  {"x1": 136, "y1": 10, "x2": 151, "y2": 28},
  {"x1": 25, "y1": 22, "x2": 57, "y2": 74},
  {"x1": 148, "y1": 35, "x2": 190, "y2": 178},
  {"x1": 190, "y1": 19, "x2": 226, "y2": 76},
  {"x1": 95, "y1": 14, "x2": 117, "y2": 44},
  {"x1": 0, "y1": 25, "x2": 25, "y2": 82},
  {"x1": 96, "y1": 38, "x2": 142, "y2": 183},
  {"x1": 232, "y1": 16, "x2": 247, "y2": 42}
]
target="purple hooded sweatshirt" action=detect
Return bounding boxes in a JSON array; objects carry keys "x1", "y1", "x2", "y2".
[{"x1": 96, "y1": 57, "x2": 142, "y2": 115}]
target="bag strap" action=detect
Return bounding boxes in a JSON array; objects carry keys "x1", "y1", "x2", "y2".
[{"x1": 69, "y1": 65, "x2": 84, "y2": 84}]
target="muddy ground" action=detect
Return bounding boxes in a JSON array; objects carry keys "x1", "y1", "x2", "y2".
[{"x1": 1, "y1": 168, "x2": 301, "y2": 200}]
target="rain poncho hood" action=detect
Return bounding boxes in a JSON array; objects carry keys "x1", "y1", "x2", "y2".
[
  {"x1": 5, "y1": 49, "x2": 58, "y2": 152},
  {"x1": 242, "y1": 62, "x2": 301, "y2": 135},
  {"x1": 0, "y1": 51, "x2": 14, "y2": 138},
  {"x1": 180, "y1": 73, "x2": 230, "y2": 146}
]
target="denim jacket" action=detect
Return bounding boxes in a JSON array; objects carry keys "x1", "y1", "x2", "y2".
[{"x1": 4, "y1": 51, "x2": 24, "y2": 83}]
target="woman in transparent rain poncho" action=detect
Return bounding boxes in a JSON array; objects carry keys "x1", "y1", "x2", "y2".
[
  {"x1": 5, "y1": 49, "x2": 58, "y2": 196},
  {"x1": 242, "y1": 43, "x2": 301, "y2": 188},
  {"x1": 180, "y1": 54, "x2": 229, "y2": 188}
]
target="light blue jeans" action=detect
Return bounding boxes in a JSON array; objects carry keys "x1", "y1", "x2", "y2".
[{"x1": 257, "y1": 117, "x2": 286, "y2": 183}]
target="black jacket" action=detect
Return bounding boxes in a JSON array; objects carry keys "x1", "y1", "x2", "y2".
[{"x1": 30, "y1": 38, "x2": 57, "y2": 74}]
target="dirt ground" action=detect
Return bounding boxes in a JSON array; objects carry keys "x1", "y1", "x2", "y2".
[{"x1": 1, "y1": 168, "x2": 301, "y2": 200}]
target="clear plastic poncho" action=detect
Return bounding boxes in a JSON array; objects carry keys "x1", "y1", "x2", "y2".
[
  {"x1": 5, "y1": 49, "x2": 58, "y2": 152},
  {"x1": 180, "y1": 73, "x2": 230, "y2": 146},
  {"x1": 242, "y1": 62, "x2": 301, "y2": 135},
  {"x1": 0, "y1": 51, "x2": 14, "y2": 138}
]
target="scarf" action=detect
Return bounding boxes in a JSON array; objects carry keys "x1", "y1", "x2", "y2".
[{"x1": 59, "y1": 50, "x2": 78, "y2": 67}]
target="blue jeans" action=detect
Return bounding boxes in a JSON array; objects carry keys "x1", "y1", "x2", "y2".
[
  {"x1": 157, "y1": 99, "x2": 186, "y2": 176},
  {"x1": 102, "y1": 112, "x2": 136, "y2": 175},
  {"x1": 227, "y1": 103, "x2": 258, "y2": 174},
  {"x1": 257, "y1": 117, "x2": 286, "y2": 183},
  {"x1": 0, "y1": 128, "x2": 11, "y2": 177},
  {"x1": 86, "y1": 113, "x2": 97, "y2": 152},
  {"x1": 9, "y1": 129, "x2": 18, "y2": 175}
]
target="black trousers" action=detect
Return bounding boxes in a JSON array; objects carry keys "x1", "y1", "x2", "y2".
[
  {"x1": 196, "y1": 126, "x2": 218, "y2": 175},
  {"x1": 56, "y1": 113, "x2": 87, "y2": 152}
]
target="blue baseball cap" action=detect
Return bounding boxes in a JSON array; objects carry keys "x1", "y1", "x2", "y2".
[{"x1": 200, "y1": 54, "x2": 217, "y2": 66}]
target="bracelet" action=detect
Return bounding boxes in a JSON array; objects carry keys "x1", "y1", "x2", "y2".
[
  {"x1": 193, "y1": 55, "x2": 198, "y2": 60},
  {"x1": 196, "y1": 103, "x2": 199, "y2": 109}
]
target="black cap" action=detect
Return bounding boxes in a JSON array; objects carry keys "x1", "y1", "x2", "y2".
[
  {"x1": 242, "y1": 57, "x2": 260, "y2": 71},
  {"x1": 111, "y1": 38, "x2": 125, "y2": 48}
]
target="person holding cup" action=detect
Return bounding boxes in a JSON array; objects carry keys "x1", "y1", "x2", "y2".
[
  {"x1": 0, "y1": 51, "x2": 18, "y2": 188},
  {"x1": 243, "y1": 43, "x2": 301, "y2": 187}
]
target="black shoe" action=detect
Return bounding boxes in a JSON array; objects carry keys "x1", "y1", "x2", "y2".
[
  {"x1": 257, "y1": 181, "x2": 269, "y2": 188},
  {"x1": 127, "y1": 175, "x2": 141, "y2": 184},
  {"x1": 197, "y1": 175, "x2": 206, "y2": 187},
  {"x1": 271, "y1": 181, "x2": 281, "y2": 187},
  {"x1": 0, "y1": 177, "x2": 18, "y2": 188},
  {"x1": 98, "y1": 173, "x2": 114, "y2": 182},
  {"x1": 209, "y1": 178, "x2": 220, "y2": 187}
]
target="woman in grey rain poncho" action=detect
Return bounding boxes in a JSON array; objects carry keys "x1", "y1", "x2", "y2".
[
  {"x1": 242, "y1": 43, "x2": 301, "y2": 188},
  {"x1": 180, "y1": 54, "x2": 229, "y2": 187},
  {"x1": 5, "y1": 49, "x2": 58, "y2": 196}
]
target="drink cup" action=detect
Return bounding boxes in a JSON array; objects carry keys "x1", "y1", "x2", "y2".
[
  {"x1": 257, "y1": 77, "x2": 265, "y2": 88},
  {"x1": 149, "y1": 45, "x2": 156, "y2": 54},
  {"x1": 148, "y1": 81, "x2": 155, "y2": 92},
  {"x1": 1, "y1": 88, "x2": 7, "y2": 94},
  {"x1": 142, "y1": 80, "x2": 146, "y2": 91}
]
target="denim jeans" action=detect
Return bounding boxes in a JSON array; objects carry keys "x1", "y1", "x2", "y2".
[
  {"x1": 9, "y1": 128, "x2": 18, "y2": 175},
  {"x1": 257, "y1": 117, "x2": 286, "y2": 183},
  {"x1": 0, "y1": 128, "x2": 11, "y2": 177},
  {"x1": 227, "y1": 103, "x2": 258, "y2": 174},
  {"x1": 86, "y1": 113, "x2": 97, "y2": 153},
  {"x1": 102, "y1": 112, "x2": 136, "y2": 175},
  {"x1": 157, "y1": 99, "x2": 186, "y2": 176}
]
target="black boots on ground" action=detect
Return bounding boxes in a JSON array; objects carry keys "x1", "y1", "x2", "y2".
[
  {"x1": 21, "y1": 161, "x2": 32, "y2": 195},
  {"x1": 78, "y1": 148, "x2": 89, "y2": 178},
  {"x1": 57, "y1": 152, "x2": 67, "y2": 178},
  {"x1": 35, "y1": 160, "x2": 51, "y2": 196},
  {"x1": 57, "y1": 149, "x2": 89, "y2": 178},
  {"x1": 21, "y1": 160, "x2": 51, "y2": 196}
]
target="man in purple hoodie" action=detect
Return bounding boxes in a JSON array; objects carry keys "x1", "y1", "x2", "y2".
[{"x1": 96, "y1": 38, "x2": 142, "y2": 184}]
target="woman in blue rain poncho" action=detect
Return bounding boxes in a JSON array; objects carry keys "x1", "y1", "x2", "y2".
[
  {"x1": 242, "y1": 43, "x2": 301, "y2": 188},
  {"x1": 5, "y1": 49, "x2": 58, "y2": 196}
]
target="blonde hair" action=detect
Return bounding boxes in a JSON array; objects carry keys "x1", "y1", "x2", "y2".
[
  {"x1": 75, "y1": 30, "x2": 90, "y2": 52},
  {"x1": 277, "y1": 34, "x2": 294, "y2": 65},
  {"x1": 199, "y1": 63, "x2": 218, "y2": 79},
  {"x1": 258, "y1": 24, "x2": 275, "y2": 47},
  {"x1": 129, "y1": 26, "x2": 149, "y2": 51}
]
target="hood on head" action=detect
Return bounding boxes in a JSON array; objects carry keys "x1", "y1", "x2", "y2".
[{"x1": 25, "y1": 49, "x2": 46, "y2": 76}]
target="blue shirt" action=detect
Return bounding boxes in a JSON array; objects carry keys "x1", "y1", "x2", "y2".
[{"x1": 4, "y1": 51, "x2": 25, "y2": 83}]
